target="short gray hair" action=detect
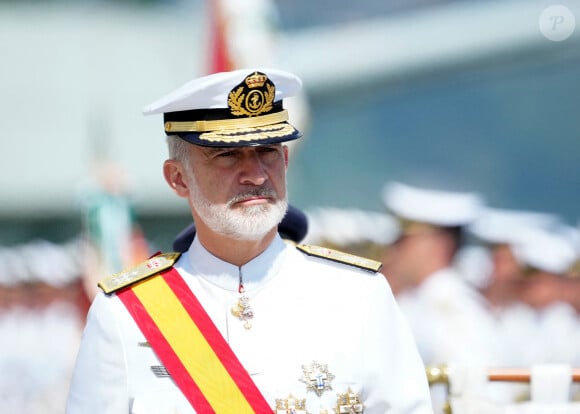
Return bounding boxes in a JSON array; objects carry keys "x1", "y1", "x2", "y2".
[{"x1": 166, "y1": 135, "x2": 191, "y2": 166}]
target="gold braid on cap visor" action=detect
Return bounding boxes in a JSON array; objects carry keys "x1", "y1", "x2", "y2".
[
  {"x1": 164, "y1": 110, "x2": 289, "y2": 133},
  {"x1": 198, "y1": 123, "x2": 296, "y2": 143}
]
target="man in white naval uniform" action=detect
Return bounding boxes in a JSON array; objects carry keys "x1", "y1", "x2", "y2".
[
  {"x1": 381, "y1": 182, "x2": 506, "y2": 413},
  {"x1": 66, "y1": 69, "x2": 433, "y2": 414},
  {"x1": 381, "y1": 182, "x2": 503, "y2": 367}
]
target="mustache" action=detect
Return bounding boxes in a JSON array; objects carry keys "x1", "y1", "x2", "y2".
[{"x1": 228, "y1": 188, "x2": 278, "y2": 206}]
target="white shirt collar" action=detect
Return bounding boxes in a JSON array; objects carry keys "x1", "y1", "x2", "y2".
[{"x1": 182, "y1": 234, "x2": 289, "y2": 292}]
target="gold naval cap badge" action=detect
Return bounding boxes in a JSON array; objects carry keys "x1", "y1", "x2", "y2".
[{"x1": 228, "y1": 71, "x2": 275, "y2": 117}]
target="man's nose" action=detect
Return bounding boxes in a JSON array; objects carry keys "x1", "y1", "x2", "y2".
[{"x1": 239, "y1": 152, "x2": 268, "y2": 185}]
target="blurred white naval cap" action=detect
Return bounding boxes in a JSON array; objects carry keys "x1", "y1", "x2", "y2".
[
  {"x1": 18, "y1": 239, "x2": 82, "y2": 287},
  {"x1": 467, "y1": 207, "x2": 561, "y2": 246},
  {"x1": 143, "y1": 68, "x2": 303, "y2": 147},
  {"x1": 302, "y1": 207, "x2": 399, "y2": 246},
  {"x1": 381, "y1": 181, "x2": 484, "y2": 227},
  {"x1": 512, "y1": 226, "x2": 577, "y2": 275},
  {"x1": 0, "y1": 240, "x2": 81, "y2": 287},
  {"x1": 561, "y1": 222, "x2": 580, "y2": 256}
]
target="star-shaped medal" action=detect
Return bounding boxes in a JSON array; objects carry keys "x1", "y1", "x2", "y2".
[{"x1": 299, "y1": 361, "x2": 335, "y2": 397}]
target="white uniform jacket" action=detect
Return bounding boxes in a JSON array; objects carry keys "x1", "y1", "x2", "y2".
[
  {"x1": 395, "y1": 268, "x2": 503, "y2": 368},
  {"x1": 66, "y1": 235, "x2": 433, "y2": 414}
]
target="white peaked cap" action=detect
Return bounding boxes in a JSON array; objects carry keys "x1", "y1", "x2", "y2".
[
  {"x1": 142, "y1": 68, "x2": 303, "y2": 147},
  {"x1": 560, "y1": 222, "x2": 580, "y2": 255},
  {"x1": 143, "y1": 68, "x2": 302, "y2": 114},
  {"x1": 468, "y1": 207, "x2": 561, "y2": 245},
  {"x1": 18, "y1": 239, "x2": 81, "y2": 287},
  {"x1": 512, "y1": 227, "x2": 577, "y2": 274},
  {"x1": 381, "y1": 181, "x2": 483, "y2": 227},
  {"x1": 303, "y1": 207, "x2": 399, "y2": 246}
]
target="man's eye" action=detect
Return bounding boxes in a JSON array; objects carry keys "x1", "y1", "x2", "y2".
[
  {"x1": 217, "y1": 151, "x2": 235, "y2": 158},
  {"x1": 258, "y1": 146, "x2": 279, "y2": 155}
]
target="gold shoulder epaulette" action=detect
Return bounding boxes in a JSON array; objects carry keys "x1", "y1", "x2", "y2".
[
  {"x1": 296, "y1": 244, "x2": 382, "y2": 273},
  {"x1": 97, "y1": 252, "x2": 182, "y2": 295}
]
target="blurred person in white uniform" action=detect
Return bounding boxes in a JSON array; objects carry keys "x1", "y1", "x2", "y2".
[
  {"x1": 0, "y1": 239, "x2": 86, "y2": 414},
  {"x1": 381, "y1": 182, "x2": 508, "y2": 412},
  {"x1": 468, "y1": 209, "x2": 580, "y2": 367},
  {"x1": 509, "y1": 226, "x2": 580, "y2": 367},
  {"x1": 465, "y1": 208, "x2": 580, "y2": 403},
  {"x1": 381, "y1": 182, "x2": 503, "y2": 367},
  {"x1": 66, "y1": 69, "x2": 433, "y2": 414},
  {"x1": 466, "y1": 207, "x2": 562, "y2": 310}
]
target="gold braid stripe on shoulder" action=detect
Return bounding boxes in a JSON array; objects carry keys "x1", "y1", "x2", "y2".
[
  {"x1": 296, "y1": 244, "x2": 382, "y2": 273},
  {"x1": 98, "y1": 252, "x2": 182, "y2": 295}
]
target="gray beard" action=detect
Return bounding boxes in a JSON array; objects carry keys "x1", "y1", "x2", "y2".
[{"x1": 190, "y1": 178, "x2": 288, "y2": 241}]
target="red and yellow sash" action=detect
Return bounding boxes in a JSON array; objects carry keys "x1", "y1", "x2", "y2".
[{"x1": 117, "y1": 267, "x2": 271, "y2": 413}]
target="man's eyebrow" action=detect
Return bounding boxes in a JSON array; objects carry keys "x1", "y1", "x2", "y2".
[{"x1": 201, "y1": 147, "x2": 230, "y2": 156}]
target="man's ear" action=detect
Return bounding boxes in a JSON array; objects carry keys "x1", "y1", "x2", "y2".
[
  {"x1": 283, "y1": 145, "x2": 289, "y2": 168},
  {"x1": 163, "y1": 160, "x2": 190, "y2": 198}
]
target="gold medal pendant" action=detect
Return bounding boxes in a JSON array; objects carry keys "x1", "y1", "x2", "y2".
[
  {"x1": 336, "y1": 388, "x2": 364, "y2": 413},
  {"x1": 275, "y1": 394, "x2": 307, "y2": 414},
  {"x1": 231, "y1": 285, "x2": 254, "y2": 329}
]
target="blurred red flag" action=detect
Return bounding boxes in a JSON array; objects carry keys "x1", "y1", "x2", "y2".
[{"x1": 207, "y1": 0, "x2": 233, "y2": 73}]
